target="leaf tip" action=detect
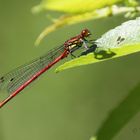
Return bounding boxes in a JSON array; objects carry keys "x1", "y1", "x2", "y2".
[
  {"x1": 31, "y1": 5, "x2": 43, "y2": 14},
  {"x1": 55, "y1": 69, "x2": 60, "y2": 73},
  {"x1": 35, "y1": 38, "x2": 41, "y2": 46},
  {"x1": 89, "y1": 136, "x2": 97, "y2": 140}
]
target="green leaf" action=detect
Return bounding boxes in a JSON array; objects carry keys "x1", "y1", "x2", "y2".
[
  {"x1": 33, "y1": 0, "x2": 122, "y2": 14},
  {"x1": 33, "y1": 0, "x2": 140, "y2": 45},
  {"x1": 90, "y1": 82, "x2": 140, "y2": 140},
  {"x1": 125, "y1": 0, "x2": 139, "y2": 7},
  {"x1": 34, "y1": 0, "x2": 122, "y2": 45},
  {"x1": 55, "y1": 18, "x2": 140, "y2": 72},
  {"x1": 35, "y1": 9, "x2": 111, "y2": 46},
  {"x1": 56, "y1": 44, "x2": 140, "y2": 72}
]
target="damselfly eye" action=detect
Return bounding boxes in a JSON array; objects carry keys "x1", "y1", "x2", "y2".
[{"x1": 81, "y1": 29, "x2": 91, "y2": 37}]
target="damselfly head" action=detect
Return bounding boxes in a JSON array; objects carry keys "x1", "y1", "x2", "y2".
[{"x1": 81, "y1": 29, "x2": 91, "y2": 38}]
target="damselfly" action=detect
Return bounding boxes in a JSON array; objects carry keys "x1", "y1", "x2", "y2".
[{"x1": 0, "y1": 29, "x2": 93, "y2": 108}]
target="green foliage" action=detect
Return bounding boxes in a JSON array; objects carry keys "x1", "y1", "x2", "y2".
[
  {"x1": 34, "y1": 0, "x2": 122, "y2": 45},
  {"x1": 90, "y1": 82, "x2": 140, "y2": 140},
  {"x1": 35, "y1": 9, "x2": 110, "y2": 46},
  {"x1": 33, "y1": 0, "x2": 140, "y2": 46},
  {"x1": 56, "y1": 44, "x2": 140, "y2": 72},
  {"x1": 1, "y1": 1, "x2": 140, "y2": 140},
  {"x1": 125, "y1": 0, "x2": 139, "y2": 7},
  {"x1": 33, "y1": 0, "x2": 122, "y2": 14},
  {"x1": 56, "y1": 18, "x2": 140, "y2": 72}
]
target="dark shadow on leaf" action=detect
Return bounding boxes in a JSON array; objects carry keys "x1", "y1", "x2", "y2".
[
  {"x1": 80, "y1": 44, "x2": 116, "y2": 59},
  {"x1": 80, "y1": 44, "x2": 97, "y2": 56},
  {"x1": 94, "y1": 50, "x2": 116, "y2": 60},
  {"x1": 94, "y1": 82, "x2": 140, "y2": 140}
]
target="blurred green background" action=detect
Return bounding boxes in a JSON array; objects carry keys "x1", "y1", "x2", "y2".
[{"x1": 0, "y1": 0, "x2": 140, "y2": 140}]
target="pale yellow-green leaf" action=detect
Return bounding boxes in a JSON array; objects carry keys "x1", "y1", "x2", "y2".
[
  {"x1": 55, "y1": 18, "x2": 140, "y2": 72},
  {"x1": 35, "y1": 8, "x2": 111, "y2": 46},
  {"x1": 33, "y1": 0, "x2": 123, "y2": 14},
  {"x1": 33, "y1": 0, "x2": 140, "y2": 45},
  {"x1": 55, "y1": 44, "x2": 140, "y2": 72}
]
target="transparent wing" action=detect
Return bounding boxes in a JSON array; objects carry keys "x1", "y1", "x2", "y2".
[{"x1": 0, "y1": 45, "x2": 65, "y2": 94}]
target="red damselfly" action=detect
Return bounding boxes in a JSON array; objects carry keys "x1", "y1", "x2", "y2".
[{"x1": 0, "y1": 29, "x2": 92, "y2": 108}]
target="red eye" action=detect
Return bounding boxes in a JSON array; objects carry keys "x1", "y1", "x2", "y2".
[{"x1": 81, "y1": 29, "x2": 91, "y2": 37}]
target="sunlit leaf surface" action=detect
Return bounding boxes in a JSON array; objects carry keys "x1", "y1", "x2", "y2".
[
  {"x1": 33, "y1": 0, "x2": 122, "y2": 14},
  {"x1": 56, "y1": 18, "x2": 140, "y2": 72},
  {"x1": 33, "y1": 0, "x2": 129, "y2": 45},
  {"x1": 35, "y1": 8, "x2": 111, "y2": 46}
]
